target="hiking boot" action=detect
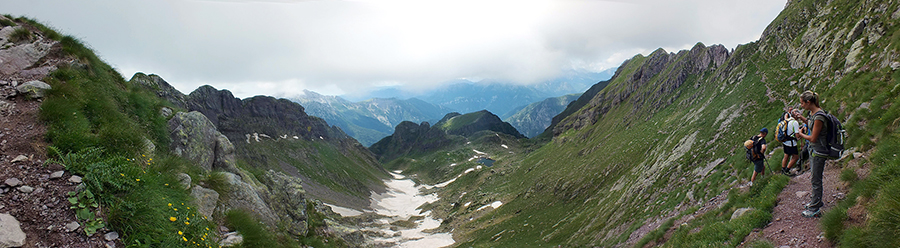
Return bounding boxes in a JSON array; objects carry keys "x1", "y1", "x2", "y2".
[
  {"x1": 801, "y1": 208, "x2": 822, "y2": 218},
  {"x1": 782, "y1": 167, "x2": 795, "y2": 177},
  {"x1": 804, "y1": 201, "x2": 823, "y2": 210}
]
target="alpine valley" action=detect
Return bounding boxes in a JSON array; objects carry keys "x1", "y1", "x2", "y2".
[{"x1": 1, "y1": 0, "x2": 900, "y2": 247}]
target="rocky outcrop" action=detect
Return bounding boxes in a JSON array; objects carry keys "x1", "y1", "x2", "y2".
[
  {"x1": 261, "y1": 170, "x2": 309, "y2": 237},
  {"x1": 167, "y1": 109, "x2": 312, "y2": 236},
  {"x1": 217, "y1": 172, "x2": 279, "y2": 225},
  {"x1": 190, "y1": 185, "x2": 219, "y2": 220},
  {"x1": 168, "y1": 111, "x2": 231, "y2": 172}
]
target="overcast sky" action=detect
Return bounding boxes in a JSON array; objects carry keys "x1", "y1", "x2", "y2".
[{"x1": 2, "y1": 0, "x2": 786, "y2": 99}]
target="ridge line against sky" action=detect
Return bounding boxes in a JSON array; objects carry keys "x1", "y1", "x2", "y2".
[{"x1": 2, "y1": 0, "x2": 786, "y2": 99}]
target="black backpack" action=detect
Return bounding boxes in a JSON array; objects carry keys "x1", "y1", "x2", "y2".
[
  {"x1": 745, "y1": 136, "x2": 764, "y2": 161},
  {"x1": 812, "y1": 111, "x2": 847, "y2": 160}
]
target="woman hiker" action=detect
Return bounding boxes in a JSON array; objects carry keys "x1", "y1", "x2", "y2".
[{"x1": 793, "y1": 90, "x2": 827, "y2": 218}]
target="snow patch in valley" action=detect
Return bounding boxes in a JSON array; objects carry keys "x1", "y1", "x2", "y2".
[{"x1": 476, "y1": 201, "x2": 503, "y2": 211}]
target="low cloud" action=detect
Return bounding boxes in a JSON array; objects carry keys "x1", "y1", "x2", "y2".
[{"x1": 1, "y1": 0, "x2": 785, "y2": 98}]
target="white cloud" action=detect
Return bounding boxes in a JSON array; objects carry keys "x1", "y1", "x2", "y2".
[{"x1": 0, "y1": 0, "x2": 786, "y2": 98}]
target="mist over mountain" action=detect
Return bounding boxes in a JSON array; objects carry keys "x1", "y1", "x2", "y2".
[
  {"x1": 290, "y1": 90, "x2": 452, "y2": 146},
  {"x1": 296, "y1": 70, "x2": 612, "y2": 145}
]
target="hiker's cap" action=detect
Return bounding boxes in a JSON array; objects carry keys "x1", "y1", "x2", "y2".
[{"x1": 760, "y1": 127, "x2": 769, "y2": 133}]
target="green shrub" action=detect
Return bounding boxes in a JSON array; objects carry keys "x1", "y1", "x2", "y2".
[
  {"x1": 9, "y1": 27, "x2": 31, "y2": 43},
  {"x1": 0, "y1": 18, "x2": 15, "y2": 27},
  {"x1": 867, "y1": 179, "x2": 900, "y2": 247},
  {"x1": 822, "y1": 206, "x2": 848, "y2": 241},
  {"x1": 225, "y1": 210, "x2": 279, "y2": 248},
  {"x1": 840, "y1": 168, "x2": 858, "y2": 184}
]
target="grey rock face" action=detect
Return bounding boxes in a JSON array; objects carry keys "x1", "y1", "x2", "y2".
[
  {"x1": 217, "y1": 172, "x2": 278, "y2": 225},
  {"x1": 190, "y1": 185, "x2": 219, "y2": 220},
  {"x1": 169, "y1": 111, "x2": 219, "y2": 171},
  {"x1": 168, "y1": 111, "x2": 239, "y2": 172},
  {"x1": 0, "y1": 28, "x2": 57, "y2": 76},
  {"x1": 0, "y1": 213, "x2": 26, "y2": 248},
  {"x1": 262, "y1": 170, "x2": 308, "y2": 236}
]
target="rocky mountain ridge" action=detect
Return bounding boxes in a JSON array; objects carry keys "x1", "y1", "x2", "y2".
[
  {"x1": 131, "y1": 73, "x2": 388, "y2": 209},
  {"x1": 370, "y1": 110, "x2": 524, "y2": 163}
]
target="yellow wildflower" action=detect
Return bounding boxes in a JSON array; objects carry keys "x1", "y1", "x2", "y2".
[
  {"x1": 174, "y1": 208, "x2": 178, "y2": 211},
  {"x1": 185, "y1": 221, "x2": 190, "y2": 225},
  {"x1": 169, "y1": 217, "x2": 177, "y2": 222},
  {"x1": 120, "y1": 173, "x2": 124, "y2": 177},
  {"x1": 182, "y1": 236, "x2": 187, "y2": 242},
  {"x1": 178, "y1": 231, "x2": 183, "y2": 235},
  {"x1": 168, "y1": 203, "x2": 173, "y2": 207},
  {"x1": 136, "y1": 179, "x2": 140, "y2": 182}
]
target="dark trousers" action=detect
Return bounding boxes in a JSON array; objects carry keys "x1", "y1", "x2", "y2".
[{"x1": 810, "y1": 155, "x2": 826, "y2": 207}]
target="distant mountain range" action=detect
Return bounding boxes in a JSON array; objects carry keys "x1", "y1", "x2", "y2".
[
  {"x1": 293, "y1": 70, "x2": 613, "y2": 145},
  {"x1": 501, "y1": 94, "x2": 581, "y2": 138},
  {"x1": 290, "y1": 90, "x2": 452, "y2": 146}
]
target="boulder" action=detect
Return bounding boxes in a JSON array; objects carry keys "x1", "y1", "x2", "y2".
[
  {"x1": 176, "y1": 173, "x2": 191, "y2": 190},
  {"x1": 731, "y1": 207, "x2": 754, "y2": 220},
  {"x1": 168, "y1": 111, "x2": 219, "y2": 171},
  {"x1": 0, "y1": 213, "x2": 26, "y2": 248},
  {"x1": 217, "y1": 172, "x2": 278, "y2": 225},
  {"x1": 219, "y1": 232, "x2": 243, "y2": 247},
  {"x1": 0, "y1": 37, "x2": 56, "y2": 76},
  {"x1": 262, "y1": 170, "x2": 308, "y2": 236},
  {"x1": 15, "y1": 80, "x2": 51, "y2": 98},
  {"x1": 168, "y1": 111, "x2": 240, "y2": 173},
  {"x1": 213, "y1": 133, "x2": 239, "y2": 173},
  {"x1": 190, "y1": 185, "x2": 219, "y2": 220}
]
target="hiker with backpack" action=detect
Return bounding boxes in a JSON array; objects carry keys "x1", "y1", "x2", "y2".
[
  {"x1": 793, "y1": 90, "x2": 843, "y2": 218},
  {"x1": 746, "y1": 128, "x2": 768, "y2": 187},
  {"x1": 777, "y1": 108, "x2": 802, "y2": 176}
]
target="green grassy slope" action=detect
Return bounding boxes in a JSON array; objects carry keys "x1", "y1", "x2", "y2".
[{"x1": 430, "y1": 0, "x2": 900, "y2": 246}]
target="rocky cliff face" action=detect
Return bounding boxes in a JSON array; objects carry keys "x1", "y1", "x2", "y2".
[{"x1": 132, "y1": 73, "x2": 387, "y2": 209}]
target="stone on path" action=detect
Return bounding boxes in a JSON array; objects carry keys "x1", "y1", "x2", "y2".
[
  {"x1": 69, "y1": 175, "x2": 82, "y2": 184},
  {"x1": 50, "y1": 171, "x2": 64, "y2": 179},
  {"x1": 65, "y1": 221, "x2": 80, "y2": 232},
  {"x1": 15, "y1": 80, "x2": 52, "y2": 99},
  {"x1": 17, "y1": 186, "x2": 33, "y2": 193},
  {"x1": 104, "y1": 231, "x2": 119, "y2": 241},
  {"x1": 4, "y1": 178, "x2": 21, "y2": 187},
  {"x1": 796, "y1": 191, "x2": 809, "y2": 199},
  {"x1": 0, "y1": 213, "x2": 26, "y2": 248},
  {"x1": 10, "y1": 155, "x2": 27, "y2": 163}
]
